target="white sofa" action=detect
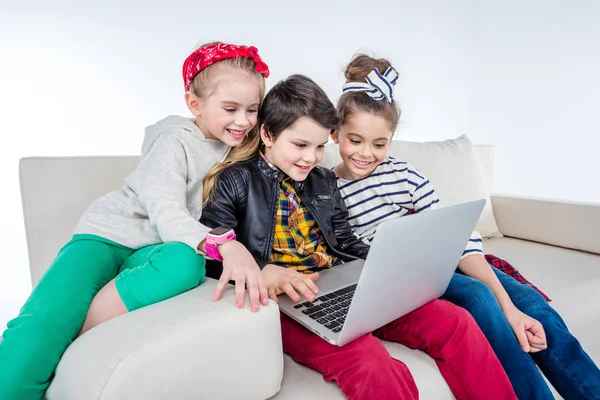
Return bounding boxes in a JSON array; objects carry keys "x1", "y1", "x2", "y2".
[{"x1": 18, "y1": 140, "x2": 600, "y2": 399}]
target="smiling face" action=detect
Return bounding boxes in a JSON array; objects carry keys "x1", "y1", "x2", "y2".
[
  {"x1": 187, "y1": 66, "x2": 262, "y2": 146},
  {"x1": 332, "y1": 111, "x2": 394, "y2": 180},
  {"x1": 262, "y1": 117, "x2": 330, "y2": 182}
]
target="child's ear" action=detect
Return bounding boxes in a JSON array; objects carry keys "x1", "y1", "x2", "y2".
[
  {"x1": 330, "y1": 130, "x2": 340, "y2": 144},
  {"x1": 185, "y1": 91, "x2": 202, "y2": 117},
  {"x1": 260, "y1": 125, "x2": 273, "y2": 148}
]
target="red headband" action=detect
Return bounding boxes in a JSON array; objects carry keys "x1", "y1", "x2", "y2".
[{"x1": 182, "y1": 43, "x2": 270, "y2": 91}]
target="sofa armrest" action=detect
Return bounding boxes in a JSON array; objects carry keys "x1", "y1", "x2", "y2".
[
  {"x1": 48, "y1": 278, "x2": 283, "y2": 400},
  {"x1": 491, "y1": 194, "x2": 600, "y2": 255}
]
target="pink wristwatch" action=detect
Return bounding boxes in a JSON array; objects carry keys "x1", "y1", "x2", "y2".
[{"x1": 204, "y1": 227, "x2": 236, "y2": 261}]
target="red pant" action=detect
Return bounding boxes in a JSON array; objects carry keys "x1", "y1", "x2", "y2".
[{"x1": 281, "y1": 299, "x2": 517, "y2": 400}]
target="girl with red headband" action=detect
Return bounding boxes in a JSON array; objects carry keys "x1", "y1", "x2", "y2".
[{"x1": 0, "y1": 42, "x2": 270, "y2": 400}]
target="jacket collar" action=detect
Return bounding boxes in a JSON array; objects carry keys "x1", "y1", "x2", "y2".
[
  {"x1": 255, "y1": 153, "x2": 306, "y2": 191},
  {"x1": 257, "y1": 154, "x2": 284, "y2": 181}
]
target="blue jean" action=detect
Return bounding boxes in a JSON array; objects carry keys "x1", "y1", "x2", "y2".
[{"x1": 442, "y1": 266, "x2": 600, "y2": 400}]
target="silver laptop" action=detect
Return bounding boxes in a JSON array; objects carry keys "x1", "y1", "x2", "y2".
[{"x1": 278, "y1": 199, "x2": 485, "y2": 346}]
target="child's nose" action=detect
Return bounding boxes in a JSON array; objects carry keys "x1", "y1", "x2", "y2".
[
  {"x1": 359, "y1": 146, "x2": 372, "y2": 157},
  {"x1": 303, "y1": 150, "x2": 317, "y2": 163},
  {"x1": 235, "y1": 114, "x2": 250, "y2": 128}
]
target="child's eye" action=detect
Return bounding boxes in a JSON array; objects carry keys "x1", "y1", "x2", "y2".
[
  {"x1": 349, "y1": 139, "x2": 360, "y2": 144},
  {"x1": 248, "y1": 109, "x2": 258, "y2": 113},
  {"x1": 225, "y1": 108, "x2": 236, "y2": 113},
  {"x1": 375, "y1": 144, "x2": 386, "y2": 148},
  {"x1": 295, "y1": 143, "x2": 306, "y2": 148},
  {"x1": 318, "y1": 144, "x2": 326, "y2": 149}
]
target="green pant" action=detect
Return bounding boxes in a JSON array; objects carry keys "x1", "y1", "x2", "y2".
[{"x1": 0, "y1": 234, "x2": 206, "y2": 400}]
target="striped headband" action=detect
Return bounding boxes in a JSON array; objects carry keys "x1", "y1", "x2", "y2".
[{"x1": 341, "y1": 67, "x2": 399, "y2": 103}]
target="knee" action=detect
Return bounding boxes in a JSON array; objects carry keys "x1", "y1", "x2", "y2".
[
  {"x1": 454, "y1": 280, "x2": 499, "y2": 318},
  {"x1": 513, "y1": 291, "x2": 551, "y2": 319},
  {"x1": 436, "y1": 300, "x2": 475, "y2": 324},
  {"x1": 5, "y1": 305, "x2": 86, "y2": 346},
  {"x1": 345, "y1": 335, "x2": 397, "y2": 372},
  {"x1": 340, "y1": 336, "x2": 417, "y2": 398},
  {"x1": 0, "y1": 317, "x2": 72, "y2": 389},
  {"x1": 151, "y1": 242, "x2": 206, "y2": 291},
  {"x1": 430, "y1": 300, "x2": 479, "y2": 339}
]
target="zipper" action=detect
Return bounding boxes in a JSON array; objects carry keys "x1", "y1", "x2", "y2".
[{"x1": 264, "y1": 179, "x2": 280, "y2": 262}]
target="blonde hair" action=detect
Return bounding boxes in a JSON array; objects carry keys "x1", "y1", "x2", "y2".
[
  {"x1": 192, "y1": 42, "x2": 266, "y2": 206},
  {"x1": 202, "y1": 130, "x2": 261, "y2": 207}
]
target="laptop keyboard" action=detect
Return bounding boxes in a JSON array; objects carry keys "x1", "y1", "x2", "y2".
[{"x1": 292, "y1": 284, "x2": 357, "y2": 333}]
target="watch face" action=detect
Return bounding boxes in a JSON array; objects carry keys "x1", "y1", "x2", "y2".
[{"x1": 209, "y1": 227, "x2": 232, "y2": 236}]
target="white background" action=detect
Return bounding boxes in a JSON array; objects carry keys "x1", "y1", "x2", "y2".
[{"x1": 1, "y1": 0, "x2": 598, "y2": 328}]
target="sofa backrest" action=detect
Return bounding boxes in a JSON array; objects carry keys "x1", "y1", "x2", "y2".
[
  {"x1": 20, "y1": 156, "x2": 140, "y2": 286},
  {"x1": 19, "y1": 146, "x2": 494, "y2": 287}
]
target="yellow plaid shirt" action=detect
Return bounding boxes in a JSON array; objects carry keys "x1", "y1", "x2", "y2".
[{"x1": 264, "y1": 156, "x2": 337, "y2": 273}]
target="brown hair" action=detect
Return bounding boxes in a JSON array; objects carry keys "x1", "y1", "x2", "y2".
[
  {"x1": 197, "y1": 42, "x2": 267, "y2": 206},
  {"x1": 338, "y1": 54, "x2": 400, "y2": 132},
  {"x1": 259, "y1": 74, "x2": 340, "y2": 142},
  {"x1": 203, "y1": 74, "x2": 340, "y2": 205}
]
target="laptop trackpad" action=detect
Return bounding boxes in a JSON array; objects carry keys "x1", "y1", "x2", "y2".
[{"x1": 317, "y1": 260, "x2": 365, "y2": 294}]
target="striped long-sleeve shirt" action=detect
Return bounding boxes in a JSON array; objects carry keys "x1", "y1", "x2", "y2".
[{"x1": 336, "y1": 156, "x2": 483, "y2": 259}]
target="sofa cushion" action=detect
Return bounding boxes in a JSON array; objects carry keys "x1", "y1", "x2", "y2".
[
  {"x1": 320, "y1": 135, "x2": 501, "y2": 238},
  {"x1": 20, "y1": 156, "x2": 140, "y2": 286},
  {"x1": 47, "y1": 279, "x2": 283, "y2": 400},
  {"x1": 491, "y1": 195, "x2": 600, "y2": 255},
  {"x1": 272, "y1": 346, "x2": 453, "y2": 400},
  {"x1": 485, "y1": 254, "x2": 551, "y2": 301},
  {"x1": 483, "y1": 237, "x2": 600, "y2": 366}
]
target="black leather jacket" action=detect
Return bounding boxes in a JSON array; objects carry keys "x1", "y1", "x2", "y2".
[{"x1": 200, "y1": 156, "x2": 370, "y2": 268}]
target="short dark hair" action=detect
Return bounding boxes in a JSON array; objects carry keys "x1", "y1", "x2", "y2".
[{"x1": 259, "y1": 74, "x2": 340, "y2": 140}]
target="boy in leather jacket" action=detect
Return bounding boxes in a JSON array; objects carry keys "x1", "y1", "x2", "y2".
[{"x1": 199, "y1": 74, "x2": 516, "y2": 400}]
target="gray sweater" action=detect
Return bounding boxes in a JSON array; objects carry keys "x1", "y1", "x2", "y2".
[{"x1": 74, "y1": 115, "x2": 231, "y2": 250}]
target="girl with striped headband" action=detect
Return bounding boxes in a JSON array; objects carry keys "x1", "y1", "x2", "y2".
[
  {"x1": 331, "y1": 53, "x2": 600, "y2": 399},
  {"x1": 0, "y1": 42, "x2": 270, "y2": 400}
]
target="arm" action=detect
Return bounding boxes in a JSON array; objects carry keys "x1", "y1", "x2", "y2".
[
  {"x1": 458, "y1": 254, "x2": 547, "y2": 352},
  {"x1": 202, "y1": 169, "x2": 318, "y2": 304},
  {"x1": 199, "y1": 167, "x2": 241, "y2": 233},
  {"x1": 409, "y1": 166, "x2": 486, "y2": 263},
  {"x1": 458, "y1": 254, "x2": 516, "y2": 313},
  {"x1": 408, "y1": 165, "x2": 441, "y2": 213},
  {"x1": 331, "y1": 179, "x2": 370, "y2": 259},
  {"x1": 135, "y1": 135, "x2": 210, "y2": 250},
  {"x1": 261, "y1": 263, "x2": 319, "y2": 303},
  {"x1": 461, "y1": 231, "x2": 484, "y2": 259},
  {"x1": 410, "y1": 165, "x2": 547, "y2": 352},
  {"x1": 198, "y1": 167, "x2": 269, "y2": 310},
  {"x1": 200, "y1": 168, "x2": 270, "y2": 268}
]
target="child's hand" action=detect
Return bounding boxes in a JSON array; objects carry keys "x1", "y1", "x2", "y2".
[
  {"x1": 215, "y1": 241, "x2": 269, "y2": 312},
  {"x1": 505, "y1": 308, "x2": 548, "y2": 353},
  {"x1": 261, "y1": 264, "x2": 320, "y2": 303}
]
